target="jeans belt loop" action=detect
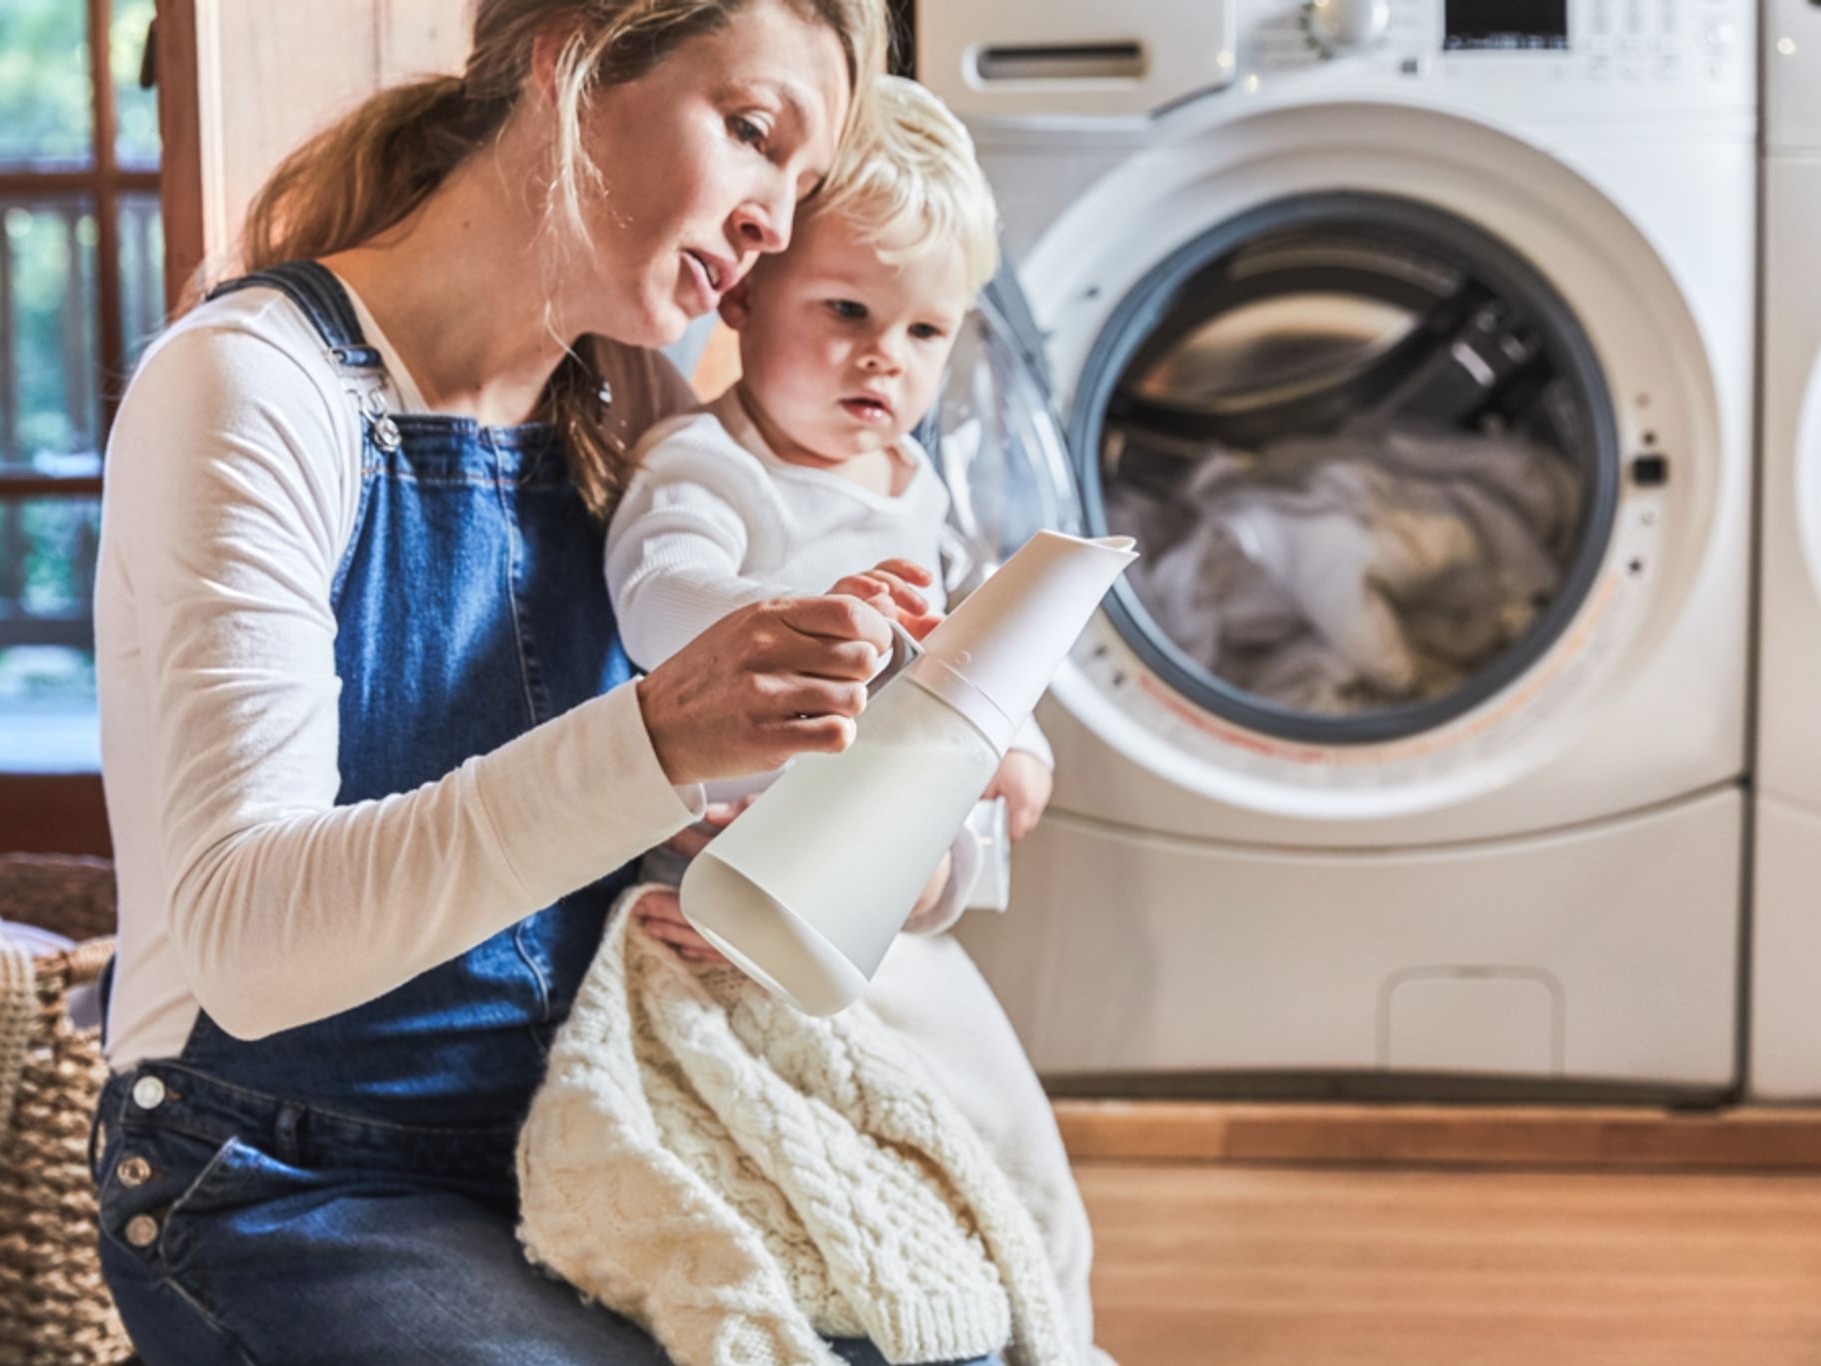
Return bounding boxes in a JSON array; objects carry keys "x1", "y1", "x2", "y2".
[{"x1": 275, "y1": 1100, "x2": 307, "y2": 1164}]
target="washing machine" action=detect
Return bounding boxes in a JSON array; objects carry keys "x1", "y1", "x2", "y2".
[
  {"x1": 1750, "y1": 0, "x2": 1821, "y2": 1100},
  {"x1": 916, "y1": 0, "x2": 1756, "y2": 1097}
]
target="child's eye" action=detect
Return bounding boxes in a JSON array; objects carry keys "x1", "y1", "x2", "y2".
[
  {"x1": 828, "y1": 299, "x2": 867, "y2": 320},
  {"x1": 910, "y1": 323, "x2": 946, "y2": 341},
  {"x1": 728, "y1": 114, "x2": 767, "y2": 148}
]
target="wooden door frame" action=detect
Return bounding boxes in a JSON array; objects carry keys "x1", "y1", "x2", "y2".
[{"x1": 155, "y1": 0, "x2": 205, "y2": 315}]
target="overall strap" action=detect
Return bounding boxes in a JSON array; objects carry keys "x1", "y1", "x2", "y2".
[
  {"x1": 207, "y1": 261, "x2": 369, "y2": 356},
  {"x1": 210, "y1": 260, "x2": 402, "y2": 453}
]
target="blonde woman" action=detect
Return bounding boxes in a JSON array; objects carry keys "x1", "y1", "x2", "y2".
[{"x1": 79, "y1": 2, "x2": 995, "y2": 1362}]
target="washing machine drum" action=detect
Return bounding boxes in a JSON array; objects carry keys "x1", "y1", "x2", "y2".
[{"x1": 1073, "y1": 193, "x2": 1617, "y2": 746}]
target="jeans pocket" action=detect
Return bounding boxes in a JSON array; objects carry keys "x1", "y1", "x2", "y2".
[{"x1": 158, "y1": 1134, "x2": 318, "y2": 1274}]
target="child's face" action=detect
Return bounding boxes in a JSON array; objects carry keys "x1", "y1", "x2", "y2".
[{"x1": 721, "y1": 208, "x2": 971, "y2": 466}]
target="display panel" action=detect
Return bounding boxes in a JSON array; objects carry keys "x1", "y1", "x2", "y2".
[{"x1": 1444, "y1": 0, "x2": 1570, "y2": 50}]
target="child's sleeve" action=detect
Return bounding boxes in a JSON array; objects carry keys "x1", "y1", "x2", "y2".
[
  {"x1": 606, "y1": 421, "x2": 787, "y2": 672},
  {"x1": 1009, "y1": 716, "x2": 1053, "y2": 770}
]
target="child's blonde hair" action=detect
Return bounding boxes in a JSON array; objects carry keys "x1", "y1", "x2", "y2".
[{"x1": 810, "y1": 74, "x2": 1000, "y2": 297}]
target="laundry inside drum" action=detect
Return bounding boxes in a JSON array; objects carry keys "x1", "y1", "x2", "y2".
[{"x1": 1097, "y1": 212, "x2": 1601, "y2": 729}]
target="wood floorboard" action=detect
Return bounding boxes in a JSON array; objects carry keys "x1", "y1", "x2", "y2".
[{"x1": 1076, "y1": 1162, "x2": 1821, "y2": 1365}]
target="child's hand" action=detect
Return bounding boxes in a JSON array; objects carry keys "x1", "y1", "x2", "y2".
[
  {"x1": 905, "y1": 850, "x2": 954, "y2": 926},
  {"x1": 984, "y1": 750, "x2": 1053, "y2": 841},
  {"x1": 827, "y1": 559, "x2": 944, "y2": 639}
]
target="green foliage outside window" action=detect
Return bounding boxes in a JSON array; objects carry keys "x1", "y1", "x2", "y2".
[
  {"x1": 0, "y1": 0, "x2": 158, "y2": 768},
  {"x1": 0, "y1": 0, "x2": 93, "y2": 166}
]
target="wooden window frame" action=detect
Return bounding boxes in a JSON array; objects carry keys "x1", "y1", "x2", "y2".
[
  {"x1": 0, "y1": 0, "x2": 161, "y2": 502},
  {"x1": 0, "y1": 0, "x2": 192, "y2": 854}
]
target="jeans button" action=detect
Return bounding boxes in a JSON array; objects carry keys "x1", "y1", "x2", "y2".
[
  {"x1": 124, "y1": 1214, "x2": 159, "y2": 1247},
  {"x1": 131, "y1": 1075, "x2": 166, "y2": 1110},
  {"x1": 117, "y1": 1155, "x2": 152, "y2": 1187}
]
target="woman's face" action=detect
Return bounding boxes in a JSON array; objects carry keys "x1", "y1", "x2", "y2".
[{"x1": 566, "y1": 0, "x2": 852, "y2": 348}]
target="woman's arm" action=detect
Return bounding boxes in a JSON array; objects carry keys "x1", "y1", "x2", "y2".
[{"x1": 106, "y1": 326, "x2": 700, "y2": 1040}]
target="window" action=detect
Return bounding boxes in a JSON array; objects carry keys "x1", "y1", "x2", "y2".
[{"x1": 0, "y1": 0, "x2": 160, "y2": 774}]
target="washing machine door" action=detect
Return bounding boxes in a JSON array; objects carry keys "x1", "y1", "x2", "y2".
[
  {"x1": 1076, "y1": 192, "x2": 1617, "y2": 747},
  {"x1": 1018, "y1": 100, "x2": 1740, "y2": 827},
  {"x1": 919, "y1": 267, "x2": 1083, "y2": 597}
]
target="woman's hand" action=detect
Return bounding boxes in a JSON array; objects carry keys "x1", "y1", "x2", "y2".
[
  {"x1": 634, "y1": 799, "x2": 755, "y2": 961},
  {"x1": 632, "y1": 887, "x2": 723, "y2": 963},
  {"x1": 636, "y1": 595, "x2": 892, "y2": 787}
]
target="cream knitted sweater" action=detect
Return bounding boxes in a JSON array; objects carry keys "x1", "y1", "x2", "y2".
[{"x1": 517, "y1": 889, "x2": 1074, "y2": 1366}]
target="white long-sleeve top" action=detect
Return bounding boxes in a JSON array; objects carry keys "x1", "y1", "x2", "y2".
[{"x1": 96, "y1": 276, "x2": 703, "y2": 1068}]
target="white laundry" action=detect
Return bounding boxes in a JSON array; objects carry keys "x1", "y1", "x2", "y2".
[{"x1": 1107, "y1": 421, "x2": 1580, "y2": 714}]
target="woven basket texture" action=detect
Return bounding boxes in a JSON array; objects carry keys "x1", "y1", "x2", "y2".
[{"x1": 0, "y1": 853, "x2": 135, "y2": 1364}]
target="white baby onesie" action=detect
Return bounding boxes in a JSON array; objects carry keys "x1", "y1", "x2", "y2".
[{"x1": 605, "y1": 387, "x2": 1100, "y2": 1361}]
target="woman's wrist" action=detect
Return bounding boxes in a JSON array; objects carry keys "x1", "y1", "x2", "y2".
[{"x1": 635, "y1": 672, "x2": 688, "y2": 787}]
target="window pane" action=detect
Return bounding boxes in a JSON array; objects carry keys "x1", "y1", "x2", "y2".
[
  {"x1": 0, "y1": 0, "x2": 93, "y2": 170},
  {"x1": 0, "y1": 496, "x2": 99, "y2": 772},
  {"x1": 2, "y1": 497, "x2": 101, "y2": 618},
  {"x1": 118, "y1": 190, "x2": 163, "y2": 368},
  {"x1": 1, "y1": 196, "x2": 102, "y2": 474},
  {"x1": 0, "y1": 646, "x2": 98, "y2": 772},
  {"x1": 112, "y1": 0, "x2": 158, "y2": 170}
]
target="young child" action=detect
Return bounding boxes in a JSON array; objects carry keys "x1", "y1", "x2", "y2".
[{"x1": 605, "y1": 74, "x2": 1102, "y2": 1361}]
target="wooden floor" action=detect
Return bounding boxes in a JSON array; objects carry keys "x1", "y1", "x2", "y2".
[{"x1": 1076, "y1": 1161, "x2": 1821, "y2": 1365}]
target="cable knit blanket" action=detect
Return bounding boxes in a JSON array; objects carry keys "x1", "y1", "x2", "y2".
[{"x1": 517, "y1": 887, "x2": 1073, "y2": 1366}]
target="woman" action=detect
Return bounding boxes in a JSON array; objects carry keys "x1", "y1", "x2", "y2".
[{"x1": 87, "y1": 2, "x2": 991, "y2": 1361}]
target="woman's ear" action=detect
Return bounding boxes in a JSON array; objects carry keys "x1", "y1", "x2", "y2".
[{"x1": 718, "y1": 280, "x2": 754, "y2": 330}]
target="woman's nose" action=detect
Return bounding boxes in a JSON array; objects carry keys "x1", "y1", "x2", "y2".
[{"x1": 730, "y1": 177, "x2": 794, "y2": 255}]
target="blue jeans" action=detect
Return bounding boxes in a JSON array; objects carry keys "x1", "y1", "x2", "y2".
[{"x1": 94, "y1": 1068, "x2": 999, "y2": 1364}]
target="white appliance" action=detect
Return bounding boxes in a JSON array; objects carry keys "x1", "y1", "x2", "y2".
[
  {"x1": 918, "y1": 0, "x2": 1756, "y2": 1096},
  {"x1": 1750, "y1": 0, "x2": 1821, "y2": 1100}
]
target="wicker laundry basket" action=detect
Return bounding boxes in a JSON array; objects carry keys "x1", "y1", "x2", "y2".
[{"x1": 0, "y1": 854, "x2": 135, "y2": 1364}]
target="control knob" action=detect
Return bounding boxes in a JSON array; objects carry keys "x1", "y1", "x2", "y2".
[{"x1": 1303, "y1": 0, "x2": 1393, "y2": 54}]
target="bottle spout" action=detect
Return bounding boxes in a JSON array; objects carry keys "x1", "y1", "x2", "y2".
[{"x1": 915, "y1": 529, "x2": 1139, "y2": 750}]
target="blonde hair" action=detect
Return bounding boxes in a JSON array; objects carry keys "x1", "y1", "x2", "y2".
[
  {"x1": 809, "y1": 74, "x2": 999, "y2": 298},
  {"x1": 235, "y1": 0, "x2": 888, "y2": 518}
]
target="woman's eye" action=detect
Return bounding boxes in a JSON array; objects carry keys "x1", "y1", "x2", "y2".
[
  {"x1": 728, "y1": 115, "x2": 767, "y2": 148},
  {"x1": 828, "y1": 299, "x2": 866, "y2": 320}
]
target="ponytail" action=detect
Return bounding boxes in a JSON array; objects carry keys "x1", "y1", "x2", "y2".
[{"x1": 242, "y1": 77, "x2": 513, "y2": 273}]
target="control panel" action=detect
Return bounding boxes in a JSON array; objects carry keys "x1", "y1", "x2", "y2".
[
  {"x1": 918, "y1": 0, "x2": 1753, "y2": 123},
  {"x1": 1251, "y1": 0, "x2": 1750, "y2": 95}
]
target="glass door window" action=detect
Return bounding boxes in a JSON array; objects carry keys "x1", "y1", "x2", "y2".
[{"x1": 1075, "y1": 192, "x2": 1618, "y2": 745}]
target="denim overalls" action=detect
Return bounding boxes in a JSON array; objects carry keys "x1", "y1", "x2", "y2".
[{"x1": 91, "y1": 263, "x2": 982, "y2": 1366}]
